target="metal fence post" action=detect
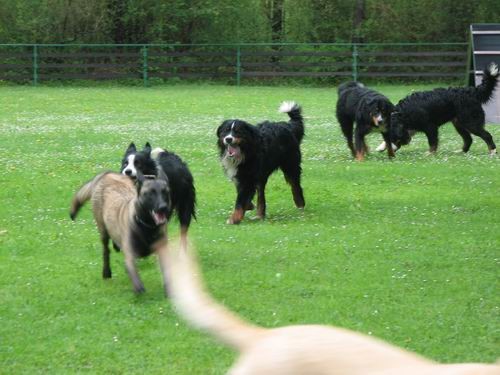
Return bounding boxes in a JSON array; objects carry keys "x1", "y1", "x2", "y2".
[
  {"x1": 142, "y1": 45, "x2": 148, "y2": 87},
  {"x1": 33, "y1": 45, "x2": 38, "y2": 86},
  {"x1": 236, "y1": 45, "x2": 241, "y2": 86},
  {"x1": 352, "y1": 44, "x2": 358, "y2": 82},
  {"x1": 0, "y1": 42, "x2": 469, "y2": 85}
]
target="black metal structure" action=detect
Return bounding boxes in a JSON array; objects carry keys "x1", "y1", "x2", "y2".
[{"x1": 468, "y1": 23, "x2": 500, "y2": 124}]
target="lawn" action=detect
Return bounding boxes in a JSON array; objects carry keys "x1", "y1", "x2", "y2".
[{"x1": 0, "y1": 84, "x2": 499, "y2": 373}]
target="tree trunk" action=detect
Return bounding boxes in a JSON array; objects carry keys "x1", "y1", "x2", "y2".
[{"x1": 353, "y1": 0, "x2": 365, "y2": 43}]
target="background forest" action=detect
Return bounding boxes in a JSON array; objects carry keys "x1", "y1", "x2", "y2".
[{"x1": 1, "y1": 0, "x2": 499, "y2": 44}]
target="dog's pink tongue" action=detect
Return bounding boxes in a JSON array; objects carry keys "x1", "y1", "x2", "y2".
[
  {"x1": 152, "y1": 211, "x2": 166, "y2": 225},
  {"x1": 228, "y1": 146, "x2": 237, "y2": 156}
]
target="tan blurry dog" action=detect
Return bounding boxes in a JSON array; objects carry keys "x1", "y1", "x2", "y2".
[
  {"x1": 70, "y1": 171, "x2": 171, "y2": 293},
  {"x1": 160, "y1": 241, "x2": 499, "y2": 375}
]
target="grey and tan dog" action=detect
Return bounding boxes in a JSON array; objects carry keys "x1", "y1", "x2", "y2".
[
  {"x1": 160, "y1": 241, "x2": 499, "y2": 375},
  {"x1": 70, "y1": 171, "x2": 171, "y2": 293}
]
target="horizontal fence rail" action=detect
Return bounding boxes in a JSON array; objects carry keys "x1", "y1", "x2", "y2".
[{"x1": 0, "y1": 43, "x2": 468, "y2": 85}]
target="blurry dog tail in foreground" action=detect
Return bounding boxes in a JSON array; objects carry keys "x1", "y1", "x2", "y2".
[
  {"x1": 160, "y1": 242, "x2": 265, "y2": 352},
  {"x1": 69, "y1": 171, "x2": 111, "y2": 220},
  {"x1": 279, "y1": 101, "x2": 304, "y2": 143},
  {"x1": 474, "y1": 62, "x2": 499, "y2": 104},
  {"x1": 160, "y1": 242, "x2": 500, "y2": 374}
]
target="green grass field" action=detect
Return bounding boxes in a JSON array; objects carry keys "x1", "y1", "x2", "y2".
[{"x1": 0, "y1": 84, "x2": 499, "y2": 373}]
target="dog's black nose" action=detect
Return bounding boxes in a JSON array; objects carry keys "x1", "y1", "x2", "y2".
[
  {"x1": 124, "y1": 169, "x2": 132, "y2": 176},
  {"x1": 225, "y1": 136, "x2": 233, "y2": 144},
  {"x1": 157, "y1": 204, "x2": 169, "y2": 213}
]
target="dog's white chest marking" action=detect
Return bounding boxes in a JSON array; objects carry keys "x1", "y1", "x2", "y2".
[
  {"x1": 221, "y1": 121, "x2": 242, "y2": 182},
  {"x1": 221, "y1": 154, "x2": 239, "y2": 182}
]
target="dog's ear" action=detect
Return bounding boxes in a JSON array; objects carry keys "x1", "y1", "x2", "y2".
[
  {"x1": 365, "y1": 97, "x2": 375, "y2": 107},
  {"x1": 239, "y1": 121, "x2": 261, "y2": 147},
  {"x1": 216, "y1": 123, "x2": 224, "y2": 138},
  {"x1": 143, "y1": 142, "x2": 152, "y2": 154},
  {"x1": 156, "y1": 166, "x2": 169, "y2": 184},
  {"x1": 155, "y1": 168, "x2": 171, "y2": 206},
  {"x1": 217, "y1": 121, "x2": 232, "y2": 138},
  {"x1": 135, "y1": 171, "x2": 146, "y2": 193},
  {"x1": 385, "y1": 102, "x2": 395, "y2": 114},
  {"x1": 367, "y1": 99, "x2": 376, "y2": 112},
  {"x1": 126, "y1": 142, "x2": 136, "y2": 154}
]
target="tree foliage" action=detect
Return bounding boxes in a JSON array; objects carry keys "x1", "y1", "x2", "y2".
[{"x1": 0, "y1": 0, "x2": 498, "y2": 44}]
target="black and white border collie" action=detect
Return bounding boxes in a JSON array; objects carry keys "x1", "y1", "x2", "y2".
[
  {"x1": 216, "y1": 101, "x2": 305, "y2": 225},
  {"x1": 121, "y1": 142, "x2": 196, "y2": 239}
]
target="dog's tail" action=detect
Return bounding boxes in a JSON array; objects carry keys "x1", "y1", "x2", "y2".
[
  {"x1": 69, "y1": 171, "x2": 110, "y2": 220},
  {"x1": 159, "y1": 241, "x2": 266, "y2": 352},
  {"x1": 473, "y1": 62, "x2": 499, "y2": 104},
  {"x1": 151, "y1": 147, "x2": 165, "y2": 160},
  {"x1": 279, "y1": 101, "x2": 304, "y2": 143}
]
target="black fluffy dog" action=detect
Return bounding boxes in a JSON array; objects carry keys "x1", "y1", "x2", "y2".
[
  {"x1": 216, "y1": 101, "x2": 305, "y2": 224},
  {"x1": 121, "y1": 142, "x2": 196, "y2": 240},
  {"x1": 336, "y1": 82, "x2": 396, "y2": 160},
  {"x1": 391, "y1": 63, "x2": 499, "y2": 155}
]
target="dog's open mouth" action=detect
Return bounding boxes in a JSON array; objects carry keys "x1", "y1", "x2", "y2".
[
  {"x1": 151, "y1": 210, "x2": 167, "y2": 225},
  {"x1": 226, "y1": 145, "x2": 240, "y2": 158}
]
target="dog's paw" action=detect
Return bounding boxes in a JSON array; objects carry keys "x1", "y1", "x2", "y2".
[
  {"x1": 489, "y1": 148, "x2": 497, "y2": 156},
  {"x1": 227, "y1": 209, "x2": 244, "y2": 224},
  {"x1": 134, "y1": 285, "x2": 146, "y2": 294},
  {"x1": 375, "y1": 142, "x2": 387, "y2": 152},
  {"x1": 226, "y1": 217, "x2": 241, "y2": 225},
  {"x1": 102, "y1": 269, "x2": 112, "y2": 279}
]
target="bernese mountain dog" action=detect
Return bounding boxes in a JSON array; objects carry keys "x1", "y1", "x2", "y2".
[
  {"x1": 390, "y1": 63, "x2": 499, "y2": 155},
  {"x1": 216, "y1": 102, "x2": 305, "y2": 224},
  {"x1": 336, "y1": 81, "x2": 397, "y2": 161},
  {"x1": 121, "y1": 142, "x2": 196, "y2": 240}
]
